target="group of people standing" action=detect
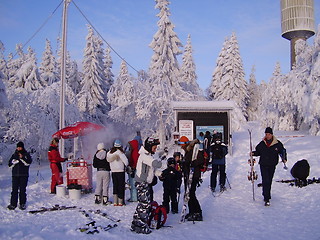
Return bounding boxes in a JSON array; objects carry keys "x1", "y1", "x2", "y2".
[{"x1": 6, "y1": 127, "x2": 287, "y2": 236}]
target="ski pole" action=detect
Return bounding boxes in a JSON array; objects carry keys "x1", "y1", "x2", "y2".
[{"x1": 226, "y1": 175, "x2": 231, "y2": 189}]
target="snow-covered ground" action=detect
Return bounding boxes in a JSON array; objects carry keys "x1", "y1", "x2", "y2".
[{"x1": 1, "y1": 123, "x2": 320, "y2": 240}]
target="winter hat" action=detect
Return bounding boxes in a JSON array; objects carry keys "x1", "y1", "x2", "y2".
[
  {"x1": 178, "y1": 136, "x2": 190, "y2": 146},
  {"x1": 265, "y1": 127, "x2": 273, "y2": 134},
  {"x1": 16, "y1": 141, "x2": 24, "y2": 148},
  {"x1": 97, "y1": 142, "x2": 105, "y2": 150},
  {"x1": 144, "y1": 137, "x2": 160, "y2": 154},
  {"x1": 113, "y1": 139, "x2": 122, "y2": 148}
]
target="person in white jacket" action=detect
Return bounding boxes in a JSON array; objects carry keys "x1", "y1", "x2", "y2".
[
  {"x1": 107, "y1": 139, "x2": 128, "y2": 206},
  {"x1": 131, "y1": 137, "x2": 162, "y2": 234}
]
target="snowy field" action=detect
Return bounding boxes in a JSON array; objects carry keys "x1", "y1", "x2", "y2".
[{"x1": 0, "y1": 124, "x2": 320, "y2": 240}]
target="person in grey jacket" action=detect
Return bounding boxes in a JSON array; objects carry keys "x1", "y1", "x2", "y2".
[{"x1": 131, "y1": 137, "x2": 162, "y2": 234}]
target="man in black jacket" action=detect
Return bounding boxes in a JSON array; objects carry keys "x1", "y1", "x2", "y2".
[
  {"x1": 251, "y1": 127, "x2": 287, "y2": 206},
  {"x1": 7, "y1": 141, "x2": 33, "y2": 210}
]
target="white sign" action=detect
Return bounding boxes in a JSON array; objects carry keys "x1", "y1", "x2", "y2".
[{"x1": 179, "y1": 120, "x2": 194, "y2": 141}]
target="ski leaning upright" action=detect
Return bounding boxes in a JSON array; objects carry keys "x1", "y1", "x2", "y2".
[{"x1": 248, "y1": 129, "x2": 258, "y2": 201}]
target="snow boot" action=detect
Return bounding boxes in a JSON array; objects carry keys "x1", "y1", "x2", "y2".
[
  {"x1": 19, "y1": 204, "x2": 26, "y2": 210},
  {"x1": 94, "y1": 195, "x2": 101, "y2": 204},
  {"x1": 7, "y1": 205, "x2": 16, "y2": 210},
  {"x1": 264, "y1": 201, "x2": 270, "y2": 206},
  {"x1": 118, "y1": 198, "x2": 124, "y2": 206},
  {"x1": 102, "y1": 196, "x2": 111, "y2": 205},
  {"x1": 113, "y1": 194, "x2": 119, "y2": 206}
]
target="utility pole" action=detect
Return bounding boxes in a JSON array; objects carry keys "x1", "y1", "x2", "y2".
[{"x1": 59, "y1": 0, "x2": 70, "y2": 156}]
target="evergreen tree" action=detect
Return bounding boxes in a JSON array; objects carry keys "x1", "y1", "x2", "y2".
[
  {"x1": 67, "y1": 59, "x2": 81, "y2": 95},
  {"x1": 15, "y1": 46, "x2": 42, "y2": 91},
  {"x1": 180, "y1": 34, "x2": 203, "y2": 99},
  {"x1": 102, "y1": 47, "x2": 114, "y2": 112},
  {"x1": 247, "y1": 65, "x2": 260, "y2": 121},
  {"x1": 108, "y1": 60, "x2": 136, "y2": 125},
  {"x1": 0, "y1": 41, "x2": 7, "y2": 81},
  {"x1": 207, "y1": 33, "x2": 248, "y2": 129},
  {"x1": 7, "y1": 44, "x2": 25, "y2": 87},
  {"x1": 40, "y1": 39, "x2": 59, "y2": 86},
  {"x1": 77, "y1": 25, "x2": 106, "y2": 116}
]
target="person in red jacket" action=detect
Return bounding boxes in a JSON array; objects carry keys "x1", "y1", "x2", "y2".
[
  {"x1": 127, "y1": 139, "x2": 140, "y2": 202},
  {"x1": 48, "y1": 138, "x2": 67, "y2": 194}
]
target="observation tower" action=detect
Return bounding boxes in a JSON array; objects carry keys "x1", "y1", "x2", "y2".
[{"x1": 280, "y1": 0, "x2": 315, "y2": 68}]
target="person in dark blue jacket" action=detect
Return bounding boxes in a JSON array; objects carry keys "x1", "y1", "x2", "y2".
[
  {"x1": 251, "y1": 127, "x2": 287, "y2": 206},
  {"x1": 210, "y1": 132, "x2": 228, "y2": 192},
  {"x1": 7, "y1": 141, "x2": 32, "y2": 210}
]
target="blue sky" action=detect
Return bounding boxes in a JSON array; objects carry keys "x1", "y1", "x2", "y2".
[{"x1": 0, "y1": 0, "x2": 319, "y2": 90}]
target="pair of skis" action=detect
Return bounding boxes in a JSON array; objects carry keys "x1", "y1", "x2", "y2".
[
  {"x1": 248, "y1": 130, "x2": 258, "y2": 201},
  {"x1": 28, "y1": 205, "x2": 77, "y2": 214}
]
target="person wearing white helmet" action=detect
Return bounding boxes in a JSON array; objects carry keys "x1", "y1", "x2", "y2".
[{"x1": 131, "y1": 136, "x2": 162, "y2": 234}]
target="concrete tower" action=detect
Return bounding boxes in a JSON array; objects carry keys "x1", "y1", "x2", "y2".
[{"x1": 281, "y1": 0, "x2": 315, "y2": 68}]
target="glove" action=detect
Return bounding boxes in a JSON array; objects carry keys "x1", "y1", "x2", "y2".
[{"x1": 12, "y1": 159, "x2": 19, "y2": 165}]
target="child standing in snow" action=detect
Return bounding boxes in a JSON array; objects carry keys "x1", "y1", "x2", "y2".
[{"x1": 159, "y1": 157, "x2": 182, "y2": 214}]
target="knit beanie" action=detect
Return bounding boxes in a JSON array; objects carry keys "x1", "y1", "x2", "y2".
[
  {"x1": 17, "y1": 141, "x2": 24, "y2": 148},
  {"x1": 265, "y1": 127, "x2": 273, "y2": 134}
]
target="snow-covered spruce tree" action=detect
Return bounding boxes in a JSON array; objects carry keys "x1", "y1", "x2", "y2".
[
  {"x1": 39, "y1": 39, "x2": 59, "y2": 86},
  {"x1": 305, "y1": 25, "x2": 320, "y2": 135},
  {"x1": 77, "y1": 25, "x2": 106, "y2": 118},
  {"x1": 207, "y1": 33, "x2": 248, "y2": 130},
  {"x1": 0, "y1": 41, "x2": 8, "y2": 81},
  {"x1": 7, "y1": 44, "x2": 26, "y2": 87},
  {"x1": 180, "y1": 34, "x2": 203, "y2": 100},
  {"x1": 260, "y1": 62, "x2": 284, "y2": 129},
  {"x1": 141, "y1": 0, "x2": 187, "y2": 139},
  {"x1": 15, "y1": 46, "x2": 42, "y2": 91},
  {"x1": 102, "y1": 47, "x2": 114, "y2": 112},
  {"x1": 67, "y1": 59, "x2": 82, "y2": 95},
  {"x1": 247, "y1": 65, "x2": 260, "y2": 121},
  {"x1": 108, "y1": 60, "x2": 136, "y2": 125}
]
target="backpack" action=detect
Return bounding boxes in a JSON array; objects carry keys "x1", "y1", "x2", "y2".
[
  {"x1": 211, "y1": 144, "x2": 224, "y2": 159},
  {"x1": 291, "y1": 159, "x2": 310, "y2": 181},
  {"x1": 148, "y1": 201, "x2": 167, "y2": 229}
]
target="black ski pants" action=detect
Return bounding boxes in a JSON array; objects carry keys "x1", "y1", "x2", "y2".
[
  {"x1": 210, "y1": 164, "x2": 226, "y2": 189},
  {"x1": 10, "y1": 176, "x2": 28, "y2": 207},
  {"x1": 162, "y1": 187, "x2": 178, "y2": 213},
  {"x1": 260, "y1": 165, "x2": 276, "y2": 201},
  {"x1": 111, "y1": 172, "x2": 125, "y2": 199},
  {"x1": 188, "y1": 178, "x2": 201, "y2": 215}
]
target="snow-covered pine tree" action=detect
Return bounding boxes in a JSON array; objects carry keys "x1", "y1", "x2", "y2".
[
  {"x1": 77, "y1": 25, "x2": 106, "y2": 117},
  {"x1": 67, "y1": 59, "x2": 81, "y2": 95},
  {"x1": 40, "y1": 39, "x2": 59, "y2": 86},
  {"x1": 107, "y1": 60, "x2": 136, "y2": 125},
  {"x1": 260, "y1": 62, "x2": 283, "y2": 129},
  {"x1": 141, "y1": 0, "x2": 185, "y2": 138},
  {"x1": 102, "y1": 47, "x2": 114, "y2": 112},
  {"x1": 207, "y1": 33, "x2": 248, "y2": 129},
  {"x1": 15, "y1": 46, "x2": 42, "y2": 91},
  {"x1": 305, "y1": 25, "x2": 320, "y2": 135},
  {"x1": 180, "y1": 34, "x2": 203, "y2": 100},
  {"x1": 0, "y1": 41, "x2": 8, "y2": 81},
  {"x1": 7, "y1": 44, "x2": 26, "y2": 87},
  {"x1": 247, "y1": 65, "x2": 260, "y2": 121}
]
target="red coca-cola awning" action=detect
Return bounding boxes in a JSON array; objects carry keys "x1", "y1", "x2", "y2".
[{"x1": 52, "y1": 122, "x2": 105, "y2": 139}]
